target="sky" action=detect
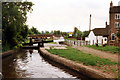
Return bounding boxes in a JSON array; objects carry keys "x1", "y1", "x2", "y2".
[{"x1": 26, "y1": 0, "x2": 120, "y2": 32}]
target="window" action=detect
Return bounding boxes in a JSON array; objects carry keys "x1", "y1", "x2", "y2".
[
  {"x1": 115, "y1": 14, "x2": 120, "y2": 20},
  {"x1": 111, "y1": 33, "x2": 115, "y2": 40},
  {"x1": 105, "y1": 38, "x2": 107, "y2": 41},
  {"x1": 115, "y1": 22, "x2": 120, "y2": 28}
]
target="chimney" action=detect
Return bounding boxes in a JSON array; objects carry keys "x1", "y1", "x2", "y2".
[
  {"x1": 106, "y1": 21, "x2": 107, "y2": 26},
  {"x1": 89, "y1": 14, "x2": 92, "y2": 31},
  {"x1": 110, "y1": 1, "x2": 113, "y2": 7}
]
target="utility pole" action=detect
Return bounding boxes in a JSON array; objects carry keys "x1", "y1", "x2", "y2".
[{"x1": 89, "y1": 14, "x2": 92, "y2": 31}]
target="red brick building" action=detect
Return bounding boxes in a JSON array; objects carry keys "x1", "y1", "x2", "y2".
[{"x1": 108, "y1": 1, "x2": 120, "y2": 46}]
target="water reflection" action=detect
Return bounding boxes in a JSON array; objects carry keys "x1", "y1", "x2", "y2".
[{"x1": 2, "y1": 49, "x2": 89, "y2": 79}]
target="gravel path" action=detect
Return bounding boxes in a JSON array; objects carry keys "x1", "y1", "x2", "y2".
[{"x1": 72, "y1": 46, "x2": 118, "y2": 62}]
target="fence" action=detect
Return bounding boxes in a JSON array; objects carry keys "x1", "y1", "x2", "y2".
[
  {"x1": 65, "y1": 40, "x2": 90, "y2": 46},
  {"x1": 65, "y1": 39, "x2": 120, "y2": 47}
]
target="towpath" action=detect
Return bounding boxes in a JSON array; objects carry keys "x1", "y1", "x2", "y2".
[{"x1": 72, "y1": 46, "x2": 118, "y2": 62}]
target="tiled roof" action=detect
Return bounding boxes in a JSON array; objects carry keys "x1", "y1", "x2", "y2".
[
  {"x1": 53, "y1": 35, "x2": 62, "y2": 37},
  {"x1": 29, "y1": 34, "x2": 53, "y2": 37},
  {"x1": 110, "y1": 6, "x2": 120, "y2": 13},
  {"x1": 93, "y1": 28, "x2": 109, "y2": 36}
]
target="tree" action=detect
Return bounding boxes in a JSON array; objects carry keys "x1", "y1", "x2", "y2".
[
  {"x1": 53, "y1": 30, "x2": 61, "y2": 35},
  {"x1": 2, "y1": 2, "x2": 34, "y2": 51},
  {"x1": 45, "y1": 31, "x2": 50, "y2": 34},
  {"x1": 73, "y1": 27, "x2": 82, "y2": 38},
  {"x1": 30, "y1": 26, "x2": 40, "y2": 34},
  {"x1": 117, "y1": 30, "x2": 120, "y2": 42},
  {"x1": 82, "y1": 31, "x2": 89, "y2": 40}
]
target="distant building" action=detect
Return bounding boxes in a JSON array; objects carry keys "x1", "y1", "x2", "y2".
[
  {"x1": 29, "y1": 34, "x2": 53, "y2": 39},
  {"x1": 28, "y1": 34, "x2": 64, "y2": 41}
]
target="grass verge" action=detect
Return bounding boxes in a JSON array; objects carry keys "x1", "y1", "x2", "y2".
[
  {"x1": 47, "y1": 47, "x2": 117, "y2": 66},
  {"x1": 85, "y1": 45, "x2": 119, "y2": 54},
  {"x1": 46, "y1": 42, "x2": 57, "y2": 44},
  {"x1": 47, "y1": 47, "x2": 119, "y2": 77}
]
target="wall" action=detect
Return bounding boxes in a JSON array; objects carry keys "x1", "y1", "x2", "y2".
[
  {"x1": 85, "y1": 31, "x2": 96, "y2": 45},
  {"x1": 85, "y1": 31, "x2": 108, "y2": 45}
]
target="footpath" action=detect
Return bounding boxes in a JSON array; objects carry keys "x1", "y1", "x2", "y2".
[{"x1": 72, "y1": 46, "x2": 118, "y2": 62}]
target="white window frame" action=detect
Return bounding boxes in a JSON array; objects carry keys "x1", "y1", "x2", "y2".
[
  {"x1": 115, "y1": 14, "x2": 120, "y2": 20},
  {"x1": 115, "y1": 22, "x2": 120, "y2": 28}
]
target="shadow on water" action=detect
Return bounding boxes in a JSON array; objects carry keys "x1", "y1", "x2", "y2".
[{"x1": 2, "y1": 48, "x2": 92, "y2": 80}]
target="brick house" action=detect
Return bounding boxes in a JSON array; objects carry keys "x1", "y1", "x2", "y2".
[
  {"x1": 108, "y1": 1, "x2": 120, "y2": 46},
  {"x1": 85, "y1": 1, "x2": 120, "y2": 46}
]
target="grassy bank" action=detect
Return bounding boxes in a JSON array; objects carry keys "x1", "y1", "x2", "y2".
[
  {"x1": 85, "y1": 45, "x2": 119, "y2": 54},
  {"x1": 47, "y1": 47, "x2": 117, "y2": 66},
  {"x1": 47, "y1": 47, "x2": 118, "y2": 77}
]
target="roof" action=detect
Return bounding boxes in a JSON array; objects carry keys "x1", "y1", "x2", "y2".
[
  {"x1": 110, "y1": 6, "x2": 120, "y2": 13},
  {"x1": 29, "y1": 34, "x2": 53, "y2": 37},
  {"x1": 92, "y1": 28, "x2": 109, "y2": 36},
  {"x1": 53, "y1": 35, "x2": 62, "y2": 37},
  {"x1": 29, "y1": 34, "x2": 63, "y2": 37}
]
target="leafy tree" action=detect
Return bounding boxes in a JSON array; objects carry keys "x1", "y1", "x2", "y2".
[
  {"x1": 41, "y1": 31, "x2": 44, "y2": 34},
  {"x1": 2, "y1": 2, "x2": 34, "y2": 51},
  {"x1": 82, "y1": 31, "x2": 89, "y2": 39},
  {"x1": 45, "y1": 31, "x2": 50, "y2": 34},
  {"x1": 117, "y1": 30, "x2": 120, "y2": 42},
  {"x1": 30, "y1": 26, "x2": 40, "y2": 34},
  {"x1": 73, "y1": 27, "x2": 82, "y2": 38},
  {"x1": 53, "y1": 30, "x2": 61, "y2": 35}
]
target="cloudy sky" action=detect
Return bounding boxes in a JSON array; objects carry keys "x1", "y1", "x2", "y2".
[{"x1": 26, "y1": 0, "x2": 119, "y2": 32}]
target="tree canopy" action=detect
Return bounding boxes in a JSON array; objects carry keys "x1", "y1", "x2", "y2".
[
  {"x1": 117, "y1": 30, "x2": 120, "y2": 42},
  {"x1": 73, "y1": 27, "x2": 82, "y2": 38},
  {"x1": 2, "y1": 2, "x2": 34, "y2": 51}
]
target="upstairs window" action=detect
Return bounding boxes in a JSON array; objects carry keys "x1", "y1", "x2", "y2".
[
  {"x1": 115, "y1": 22, "x2": 120, "y2": 28},
  {"x1": 115, "y1": 14, "x2": 120, "y2": 20}
]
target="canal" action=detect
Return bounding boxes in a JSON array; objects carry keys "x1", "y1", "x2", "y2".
[{"x1": 2, "y1": 49, "x2": 89, "y2": 79}]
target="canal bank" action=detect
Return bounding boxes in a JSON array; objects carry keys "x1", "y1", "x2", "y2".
[
  {"x1": 1, "y1": 48, "x2": 21, "y2": 59},
  {"x1": 2, "y1": 49, "x2": 89, "y2": 79},
  {"x1": 40, "y1": 48, "x2": 113, "y2": 80}
]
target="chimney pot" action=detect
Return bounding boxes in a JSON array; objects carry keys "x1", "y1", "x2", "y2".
[
  {"x1": 106, "y1": 21, "x2": 107, "y2": 26},
  {"x1": 110, "y1": 1, "x2": 113, "y2": 7}
]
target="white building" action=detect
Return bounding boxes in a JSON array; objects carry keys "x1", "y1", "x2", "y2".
[
  {"x1": 85, "y1": 26, "x2": 109, "y2": 45},
  {"x1": 53, "y1": 35, "x2": 65, "y2": 43}
]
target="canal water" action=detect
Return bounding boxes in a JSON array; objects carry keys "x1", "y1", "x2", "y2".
[{"x1": 2, "y1": 49, "x2": 89, "y2": 79}]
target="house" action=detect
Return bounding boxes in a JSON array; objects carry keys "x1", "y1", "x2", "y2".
[
  {"x1": 28, "y1": 34, "x2": 65, "y2": 43},
  {"x1": 108, "y1": 1, "x2": 120, "y2": 46},
  {"x1": 53, "y1": 35, "x2": 63, "y2": 40},
  {"x1": 85, "y1": 23, "x2": 109, "y2": 45},
  {"x1": 53, "y1": 35, "x2": 65, "y2": 43},
  {"x1": 86, "y1": 1, "x2": 120, "y2": 46},
  {"x1": 28, "y1": 34, "x2": 53, "y2": 39}
]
